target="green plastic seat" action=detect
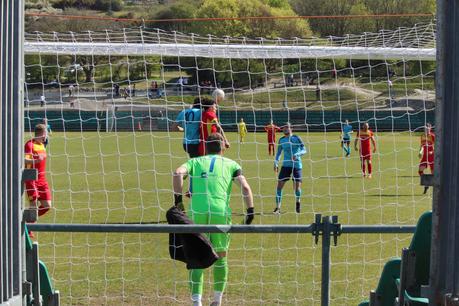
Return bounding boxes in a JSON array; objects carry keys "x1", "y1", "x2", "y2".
[
  {"x1": 359, "y1": 211, "x2": 432, "y2": 306},
  {"x1": 25, "y1": 224, "x2": 60, "y2": 306},
  {"x1": 358, "y1": 259, "x2": 401, "y2": 306},
  {"x1": 39, "y1": 260, "x2": 58, "y2": 306},
  {"x1": 408, "y1": 211, "x2": 431, "y2": 287},
  {"x1": 25, "y1": 225, "x2": 33, "y2": 251}
]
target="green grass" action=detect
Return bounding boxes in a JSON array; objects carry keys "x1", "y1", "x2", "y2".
[{"x1": 33, "y1": 131, "x2": 431, "y2": 305}]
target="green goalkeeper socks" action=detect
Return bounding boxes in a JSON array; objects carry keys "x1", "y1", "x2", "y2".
[
  {"x1": 190, "y1": 269, "x2": 204, "y2": 295},
  {"x1": 213, "y1": 257, "x2": 228, "y2": 292},
  {"x1": 190, "y1": 258, "x2": 228, "y2": 297}
]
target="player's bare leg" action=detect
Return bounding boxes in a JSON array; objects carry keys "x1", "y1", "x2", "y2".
[
  {"x1": 274, "y1": 180, "x2": 286, "y2": 214},
  {"x1": 361, "y1": 158, "x2": 366, "y2": 177},
  {"x1": 367, "y1": 160, "x2": 372, "y2": 179},
  {"x1": 38, "y1": 200, "x2": 51, "y2": 217}
]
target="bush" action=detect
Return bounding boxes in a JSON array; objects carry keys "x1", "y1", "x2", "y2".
[
  {"x1": 93, "y1": 0, "x2": 124, "y2": 11},
  {"x1": 52, "y1": 0, "x2": 123, "y2": 11}
]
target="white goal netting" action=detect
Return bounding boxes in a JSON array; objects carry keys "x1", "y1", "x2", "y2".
[{"x1": 24, "y1": 22, "x2": 435, "y2": 305}]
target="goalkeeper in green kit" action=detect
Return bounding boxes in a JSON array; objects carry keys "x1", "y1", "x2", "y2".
[{"x1": 173, "y1": 133, "x2": 255, "y2": 306}]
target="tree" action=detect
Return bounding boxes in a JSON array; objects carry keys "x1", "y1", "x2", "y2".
[
  {"x1": 344, "y1": 2, "x2": 375, "y2": 35},
  {"x1": 290, "y1": 0, "x2": 363, "y2": 37},
  {"x1": 290, "y1": 0, "x2": 435, "y2": 36},
  {"x1": 194, "y1": 0, "x2": 312, "y2": 38},
  {"x1": 146, "y1": 2, "x2": 198, "y2": 33},
  {"x1": 361, "y1": 0, "x2": 435, "y2": 31}
]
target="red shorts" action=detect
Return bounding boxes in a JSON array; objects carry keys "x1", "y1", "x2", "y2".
[
  {"x1": 420, "y1": 152, "x2": 434, "y2": 168},
  {"x1": 360, "y1": 151, "x2": 372, "y2": 161},
  {"x1": 25, "y1": 180, "x2": 51, "y2": 202}
]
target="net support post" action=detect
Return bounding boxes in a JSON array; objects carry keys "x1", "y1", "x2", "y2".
[
  {"x1": 312, "y1": 214, "x2": 341, "y2": 306},
  {"x1": 321, "y1": 216, "x2": 331, "y2": 306},
  {"x1": 430, "y1": 0, "x2": 459, "y2": 304}
]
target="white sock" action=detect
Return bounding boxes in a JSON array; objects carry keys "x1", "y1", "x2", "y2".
[
  {"x1": 191, "y1": 294, "x2": 202, "y2": 306},
  {"x1": 213, "y1": 291, "x2": 223, "y2": 305}
]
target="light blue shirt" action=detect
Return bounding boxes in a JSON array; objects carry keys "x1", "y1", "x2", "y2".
[
  {"x1": 342, "y1": 124, "x2": 353, "y2": 140},
  {"x1": 175, "y1": 108, "x2": 201, "y2": 145},
  {"x1": 275, "y1": 134, "x2": 307, "y2": 169}
]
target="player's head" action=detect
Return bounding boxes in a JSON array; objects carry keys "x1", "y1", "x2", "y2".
[
  {"x1": 282, "y1": 123, "x2": 292, "y2": 135},
  {"x1": 34, "y1": 124, "x2": 47, "y2": 143},
  {"x1": 270, "y1": 119, "x2": 273, "y2": 125},
  {"x1": 345, "y1": 119, "x2": 349, "y2": 125},
  {"x1": 43, "y1": 118, "x2": 48, "y2": 124},
  {"x1": 425, "y1": 123, "x2": 432, "y2": 133},
  {"x1": 192, "y1": 97, "x2": 202, "y2": 109},
  {"x1": 362, "y1": 122, "x2": 369, "y2": 131},
  {"x1": 201, "y1": 98, "x2": 215, "y2": 111},
  {"x1": 206, "y1": 133, "x2": 225, "y2": 155},
  {"x1": 212, "y1": 89, "x2": 225, "y2": 104},
  {"x1": 240, "y1": 118, "x2": 244, "y2": 122}
]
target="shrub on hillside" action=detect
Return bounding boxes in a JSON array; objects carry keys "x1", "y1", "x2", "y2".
[{"x1": 52, "y1": 0, "x2": 124, "y2": 11}]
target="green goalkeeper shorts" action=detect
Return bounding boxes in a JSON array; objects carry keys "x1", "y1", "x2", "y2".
[{"x1": 189, "y1": 211, "x2": 231, "y2": 252}]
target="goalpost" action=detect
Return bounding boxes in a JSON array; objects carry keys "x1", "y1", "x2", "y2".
[{"x1": 24, "y1": 22, "x2": 436, "y2": 305}]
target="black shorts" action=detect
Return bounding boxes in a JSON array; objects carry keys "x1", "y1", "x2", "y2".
[
  {"x1": 183, "y1": 143, "x2": 200, "y2": 158},
  {"x1": 278, "y1": 167, "x2": 303, "y2": 182},
  {"x1": 341, "y1": 138, "x2": 351, "y2": 145}
]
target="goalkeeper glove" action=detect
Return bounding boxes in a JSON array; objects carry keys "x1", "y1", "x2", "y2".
[
  {"x1": 244, "y1": 207, "x2": 254, "y2": 225},
  {"x1": 174, "y1": 194, "x2": 184, "y2": 212}
]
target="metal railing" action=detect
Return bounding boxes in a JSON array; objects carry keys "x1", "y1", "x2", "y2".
[{"x1": 28, "y1": 214, "x2": 416, "y2": 306}]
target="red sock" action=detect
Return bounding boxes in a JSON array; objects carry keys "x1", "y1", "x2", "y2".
[
  {"x1": 368, "y1": 162, "x2": 372, "y2": 175},
  {"x1": 361, "y1": 161, "x2": 366, "y2": 175},
  {"x1": 38, "y1": 205, "x2": 50, "y2": 217}
]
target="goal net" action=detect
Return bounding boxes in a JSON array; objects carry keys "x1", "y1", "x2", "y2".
[{"x1": 24, "y1": 22, "x2": 435, "y2": 305}]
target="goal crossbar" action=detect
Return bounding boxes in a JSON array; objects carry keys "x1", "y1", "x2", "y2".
[{"x1": 24, "y1": 41, "x2": 435, "y2": 60}]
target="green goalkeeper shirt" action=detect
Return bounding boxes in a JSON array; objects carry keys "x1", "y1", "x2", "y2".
[{"x1": 182, "y1": 154, "x2": 242, "y2": 216}]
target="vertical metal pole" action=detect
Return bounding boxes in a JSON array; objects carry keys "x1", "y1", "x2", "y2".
[
  {"x1": 0, "y1": 0, "x2": 23, "y2": 303},
  {"x1": 321, "y1": 216, "x2": 331, "y2": 306},
  {"x1": 430, "y1": 0, "x2": 459, "y2": 305},
  {"x1": 12, "y1": 0, "x2": 24, "y2": 299},
  {"x1": 0, "y1": 0, "x2": 4, "y2": 300}
]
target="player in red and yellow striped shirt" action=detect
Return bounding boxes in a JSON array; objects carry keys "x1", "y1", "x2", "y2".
[
  {"x1": 264, "y1": 120, "x2": 281, "y2": 156},
  {"x1": 198, "y1": 99, "x2": 229, "y2": 156},
  {"x1": 24, "y1": 124, "x2": 52, "y2": 221},
  {"x1": 354, "y1": 123, "x2": 377, "y2": 178},
  {"x1": 418, "y1": 123, "x2": 435, "y2": 193}
]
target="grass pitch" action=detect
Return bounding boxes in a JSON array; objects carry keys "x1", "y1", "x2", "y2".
[{"x1": 33, "y1": 131, "x2": 431, "y2": 305}]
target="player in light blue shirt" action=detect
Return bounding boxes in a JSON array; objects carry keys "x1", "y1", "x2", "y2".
[
  {"x1": 341, "y1": 119, "x2": 353, "y2": 157},
  {"x1": 172, "y1": 98, "x2": 202, "y2": 158},
  {"x1": 273, "y1": 123, "x2": 307, "y2": 214}
]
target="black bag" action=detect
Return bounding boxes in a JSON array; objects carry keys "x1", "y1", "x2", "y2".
[{"x1": 166, "y1": 206, "x2": 219, "y2": 269}]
